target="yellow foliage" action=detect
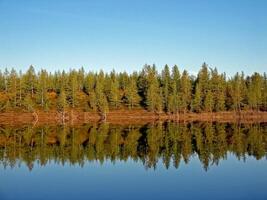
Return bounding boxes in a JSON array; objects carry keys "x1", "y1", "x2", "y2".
[
  {"x1": 48, "y1": 91, "x2": 57, "y2": 100},
  {"x1": 0, "y1": 92, "x2": 9, "y2": 101}
]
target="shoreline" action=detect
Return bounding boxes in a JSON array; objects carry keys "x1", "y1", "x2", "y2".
[{"x1": 0, "y1": 110, "x2": 266, "y2": 125}]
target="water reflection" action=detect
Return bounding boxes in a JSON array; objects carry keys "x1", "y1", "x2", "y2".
[{"x1": 0, "y1": 122, "x2": 266, "y2": 171}]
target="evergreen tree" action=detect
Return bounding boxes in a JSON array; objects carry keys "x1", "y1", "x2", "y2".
[
  {"x1": 57, "y1": 88, "x2": 67, "y2": 112},
  {"x1": 162, "y1": 65, "x2": 171, "y2": 112},
  {"x1": 88, "y1": 90, "x2": 97, "y2": 111},
  {"x1": 84, "y1": 72, "x2": 95, "y2": 95},
  {"x1": 247, "y1": 73, "x2": 262, "y2": 111},
  {"x1": 179, "y1": 70, "x2": 192, "y2": 113},
  {"x1": 0, "y1": 70, "x2": 5, "y2": 92},
  {"x1": 191, "y1": 84, "x2": 202, "y2": 112},
  {"x1": 68, "y1": 70, "x2": 78, "y2": 108},
  {"x1": 108, "y1": 71, "x2": 121, "y2": 108},
  {"x1": 24, "y1": 94, "x2": 35, "y2": 112},
  {"x1": 228, "y1": 72, "x2": 246, "y2": 112},
  {"x1": 210, "y1": 68, "x2": 225, "y2": 112},
  {"x1": 262, "y1": 73, "x2": 267, "y2": 111},
  {"x1": 95, "y1": 72, "x2": 109, "y2": 117},
  {"x1": 0, "y1": 64, "x2": 265, "y2": 113},
  {"x1": 145, "y1": 65, "x2": 163, "y2": 112},
  {"x1": 23, "y1": 65, "x2": 36, "y2": 98},
  {"x1": 125, "y1": 76, "x2": 140, "y2": 109},
  {"x1": 17, "y1": 71, "x2": 23, "y2": 107},
  {"x1": 204, "y1": 90, "x2": 214, "y2": 112},
  {"x1": 167, "y1": 65, "x2": 181, "y2": 114},
  {"x1": 37, "y1": 69, "x2": 49, "y2": 110},
  {"x1": 9, "y1": 68, "x2": 18, "y2": 107}
]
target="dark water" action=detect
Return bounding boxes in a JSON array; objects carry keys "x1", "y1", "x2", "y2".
[{"x1": 0, "y1": 122, "x2": 267, "y2": 200}]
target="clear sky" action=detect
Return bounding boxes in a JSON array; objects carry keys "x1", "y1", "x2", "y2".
[{"x1": 0, "y1": 0, "x2": 266, "y2": 75}]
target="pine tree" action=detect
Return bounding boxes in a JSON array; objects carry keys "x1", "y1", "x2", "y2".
[
  {"x1": 37, "y1": 69, "x2": 49, "y2": 110},
  {"x1": 167, "y1": 65, "x2": 181, "y2": 114},
  {"x1": 95, "y1": 72, "x2": 109, "y2": 118},
  {"x1": 68, "y1": 70, "x2": 78, "y2": 108},
  {"x1": 24, "y1": 94, "x2": 35, "y2": 112},
  {"x1": 262, "y1": 73, "x2": 267, "y2": 111},
  {"x1": 179, "y1": 70, "x2": 192, "y2": 113},
  {"x1": 23, "y1": 65, "x2": 36, "y2": 98},
  {"x1": 57, "y1": 88, "x2": 67, "y2": 112},
  {"x1": 9, "y1": 68, "x2": 18, "y2": 108},
  {"x1": 228, "y1": 72, "x2": 246, "y2": 112},
  {"x1": 84, "y1": 72, "x2": 95, "y2": 95},
  {"x1": 125, "y1": 76, "x2": 140, "y2": 109},
  {"x1": 0, "y1": 64, "x2": 265, "y2": 113},
  {"x1": 77, "y1": 67, "x2": 85, "y2": 92},
  {"x1": 118, "y1": 71, "x2": 129, "y2": 91},
  {"x1": 196, "y1": 63, "x2": 210, "y2": 110},
  {"x1": 4, "y1": 68, "x2": 9, "y2": 93},
  {"x1": 216, "y1": 89, "x2": 225, "y2": 112},
  {"x1": 88, "y1": 90, "x2": 97, "y2": 111},
  {"x1": 84, "y1": 72, "x2": 97, "y2": 111},
  {"x1": 210, "y1": 68, "x2": 225, "y2": 112},
  {"x1": 162, "y1": 65, "x2": 171, "y2": 112},
  {"x1": 145, "y1": 65, "x2": 163, "y2": 112},
  {"x1": 204, "y1": 90, "x2": 214, "y2": 112},
  {"x1": 108, "y1": 71, "x2": 121, "y2": 108},
  {"x1": 248, "y1": 73, "x2": 262, "y2": 111},
  {"x1": 18, "y1": 71, "x2": 24, "y2": 107},
  {"x1": 0, "y1": 70, "x2": 5, "y2": 92},
  {"x1": 191, "y1": 84, "x2": 202, "y2": 112}
]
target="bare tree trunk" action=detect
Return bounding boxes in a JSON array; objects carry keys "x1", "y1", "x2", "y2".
[{"x1": 32, "y1": 111, "x2": 39, "y2": 126}]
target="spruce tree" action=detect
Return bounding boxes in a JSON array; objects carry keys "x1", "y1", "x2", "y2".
[
  {"x1": 95, "y1": 73, "x2": 109, "y2": 117},
  {"x1": 23, "y1": 65, "x2": 36, "y2": 98},
  {"x1": 248, "y1": 73, "x2": 262, "y2": 111},
  {"x1": 0, "y1": 70, "x2": 5, "y2": 92},
  {"x1": 204, "y1": 90, "x2": 214, "y2": 112},
  {"x1": 125, "y1": 76, "x2": 140, "y2": 109},
  {"x1": 9, "y1": 68, "x2": 18, "y2": 108},
  {"x1": 145, "y1": 65, "x2": 163, "y2": 112},
  {"x1": 191, "y1": 84, "x2": 202, "y2": 113},
  {"x1": 88, "y1": 90, "x2": 97, "y2": 111},
  {"x1": 162, "y1": 65, "x2": 171, "y2": 112},
  {"x1": 24, "y1": 94, "x2": 35, "y2": 112},
  {"x1": 0, "y1": 64, "x2": 265, "y2": 113},
  {"x1": 57, "y1": 88, "x2": 67, "y2": 112},
  {"x1": 108, "y1": 72, "x2": 121, "y2": 108},
  {"x1": 210, "y1": 68, "x2": 225, "y2": 112},
  {"x1": 37, "y1": 69, "x2": 49, "y2": 110},
  {"x1": 68, "y1": 70, "x2": 78, "y2": 108},
  {"x1": 262, "y1": 73, "x2": 267, "y2": 111},
  {"x1": 179, "y1": 70, "x2": 192, "y2": 113},
  {"x1": 167, "y1": 65, "x2": 181, "y2": 114}
]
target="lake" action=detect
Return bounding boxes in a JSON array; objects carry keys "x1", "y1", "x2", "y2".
[{"x1": 0, "y1": 122, "x2": 267, "y2": 200}]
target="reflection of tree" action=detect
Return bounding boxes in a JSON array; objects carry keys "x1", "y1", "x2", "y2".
[
  {"x1": 145, "y1": 123, "x2": 163, "y2": 169},
  {"x1": 123, "y1": 126, "x2": 141, "y2": 161},
  {"x1": 0, "y1": 122, "x2": 266, "y2": 171}
]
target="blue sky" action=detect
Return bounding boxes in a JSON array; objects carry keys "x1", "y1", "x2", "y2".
[{"x1": 0, "y1": 0, "x2": 266, "y2": 75}]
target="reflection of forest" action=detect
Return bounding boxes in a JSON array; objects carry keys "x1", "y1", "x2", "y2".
[{"x1": 0, "y1": 123, "x2": 266, "y2": 171}]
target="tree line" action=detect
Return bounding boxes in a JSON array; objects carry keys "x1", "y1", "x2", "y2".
[
  {"x1": 0, "y1": 122, "x2": 266, "y2": 171},
  {"x1": 0, "y1": 63, "x2": 266, "y2": 114}
]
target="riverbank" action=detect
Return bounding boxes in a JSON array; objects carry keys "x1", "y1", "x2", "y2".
[{"x1": 0, "y1": 109, "x2": 266, "y2": 125}]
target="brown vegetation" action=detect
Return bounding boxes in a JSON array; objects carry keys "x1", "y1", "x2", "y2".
[{"x1": 0, "y1": 109, "x2": 266, "y2": 125}]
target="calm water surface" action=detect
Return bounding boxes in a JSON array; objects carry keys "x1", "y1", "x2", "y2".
[{"x1": 0, "y1": 122, "x2": 266, "y2": 200}]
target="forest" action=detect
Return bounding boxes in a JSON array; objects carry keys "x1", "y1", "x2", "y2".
[
  {"x1": 0, "y1": 63, "x2": 266, "y2": 115},
  {"x1": 0, "y1": 123, "x2": 266, "y2": 171}
]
